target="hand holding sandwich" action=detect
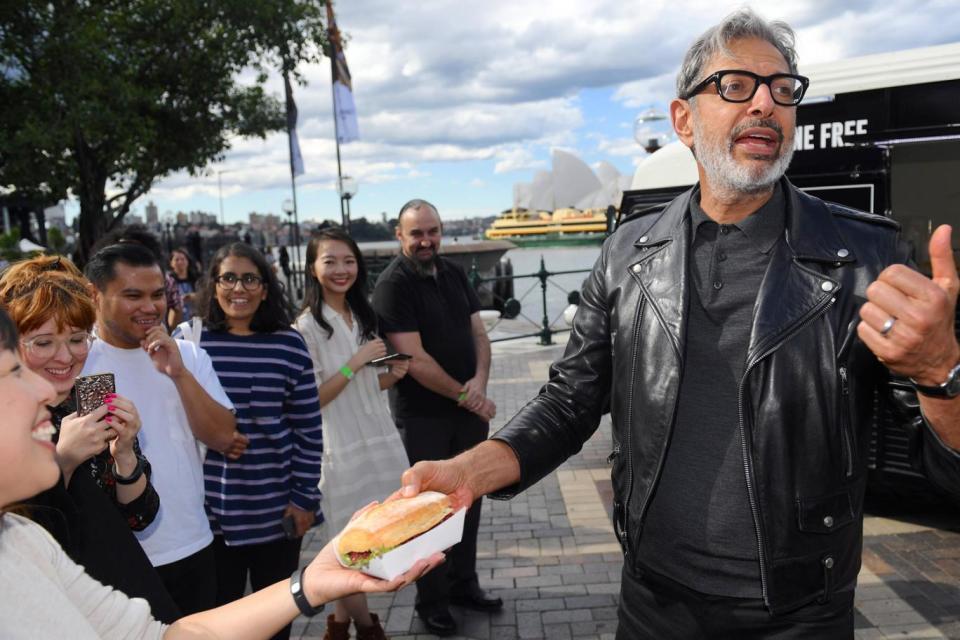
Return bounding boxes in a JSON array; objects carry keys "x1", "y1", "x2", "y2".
[{"x1": 398, "y1": 439, "x2": 521, "y2": 510}]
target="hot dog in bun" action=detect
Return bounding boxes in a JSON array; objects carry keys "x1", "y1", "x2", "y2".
[{"x1": 337, "y1": 491, "x2": 454, "y2": 568}]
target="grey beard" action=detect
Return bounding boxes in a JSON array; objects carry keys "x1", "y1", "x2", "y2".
[
  {"x1": 411, "y1": 252, "x2": 438, "y2": 277},
  {"x1": 693, "y1": 118, "x2": 794, "y2": 200}
]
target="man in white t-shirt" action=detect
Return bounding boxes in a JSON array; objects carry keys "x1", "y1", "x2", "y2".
[{"x1": 82, "y1": 242, "x2": 247, "y2": 615}]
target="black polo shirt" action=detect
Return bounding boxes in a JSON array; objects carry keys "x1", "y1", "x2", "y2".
[
  {"x1": 372, "y1": 254, "x2": 481, "y2": 419},
  {"x1": 636, "y1": 184, "x2": 786, "y2": 598}
]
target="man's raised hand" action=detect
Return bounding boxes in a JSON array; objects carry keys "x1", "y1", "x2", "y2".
[{"x1": 858, "y1": 224, "x2": 960, "y2": 385}]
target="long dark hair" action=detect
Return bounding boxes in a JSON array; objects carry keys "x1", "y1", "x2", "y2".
[
  {"x1": 198, "y1": 242, "x2": 290, "y2": 333},
  {"x1": 302, "y1": 228, "x2": 377, "y2": 341},
  {"x1": 169, "y1": 247, "x2": 199, "y2": 285},
  {"x1": 0, "y1": 306, "x2": 18, "y2": 351},
  {"x1": 0, "y1": 306, "x2": 24, "y2": 517}
]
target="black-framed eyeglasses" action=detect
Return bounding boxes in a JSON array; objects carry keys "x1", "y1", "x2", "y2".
[
  {"x1": 681, "y1": 69, "x2": 810, "y2": 106},
  {"x1": 215, "y1": 273, "x2": 264, "y2": 290}
]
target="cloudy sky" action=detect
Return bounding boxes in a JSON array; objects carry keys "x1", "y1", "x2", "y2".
[{"x1": 125, "y1": 0, "x2": 960, "y2": 225}]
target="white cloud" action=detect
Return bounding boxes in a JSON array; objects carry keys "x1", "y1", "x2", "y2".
[{"x1": 144, "y1": 0, "x2": 960, "y2": 219}]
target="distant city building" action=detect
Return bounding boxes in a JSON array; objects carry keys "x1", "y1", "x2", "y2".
[
  {"x1": 124, "y1": 214, "x2": 144, "y2": 226},
  {"x1": 44, "y1": 203, "x2": 68, "y2": 232},
  {"x1": 176, "y1": 211, "x2": 188, "y2": 225},
  {"x1": 145, "y1": 200, "x2": 159, "y2": 225}
]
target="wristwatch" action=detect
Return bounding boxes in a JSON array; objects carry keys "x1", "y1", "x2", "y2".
[
  {"x1": 911, "y1": 363, "x2": 960, "y2": 398},
  {"x1": 289, "y1": 567, "x2": 322, "y2": 617}
]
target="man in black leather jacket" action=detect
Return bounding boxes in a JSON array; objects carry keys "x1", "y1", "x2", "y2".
[{"x1": 400, "y1": 8, "x2": 960, "y2": 638}]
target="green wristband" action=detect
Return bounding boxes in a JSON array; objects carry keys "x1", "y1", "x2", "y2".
[
  {"x1": 457, "y1": 391, "x2": 467, "y2": 402},
  {"x1": 339, "y1": 365, "x2": 354, "y2": 380}
]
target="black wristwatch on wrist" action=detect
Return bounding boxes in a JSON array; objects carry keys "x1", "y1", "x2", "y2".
[
  {"x1": 911, "y1": 363, "x2": 960, "y2": 398},
  {"x1": 290, "y1": 567, "x2": 322, "y2": 617}
]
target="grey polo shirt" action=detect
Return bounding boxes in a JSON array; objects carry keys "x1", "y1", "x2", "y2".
[{"x1": 636, "y1": 183, "x2": 786, "y2": 598}]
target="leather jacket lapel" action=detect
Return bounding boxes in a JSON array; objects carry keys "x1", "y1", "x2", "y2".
[
  {"x1": 628, "y1": 191, "x2": 692, "y2": 361},
  {"x1": 746, "y1": 178, "x2": 847, "y2": 366}
]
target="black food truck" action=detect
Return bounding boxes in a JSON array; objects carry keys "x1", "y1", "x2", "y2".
[{"x1": 619, "y1": 42, "x2": 960, "y2": 501}]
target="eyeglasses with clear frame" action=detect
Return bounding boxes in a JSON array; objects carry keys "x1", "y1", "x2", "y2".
[
  {"x1": 681, "y1": 69, "x2": 810, "y2": 106},
  {"x1": 215, "y1": 273, "x2": 264, "y2": 291},
  {"x1": 21, "y1": 332, "x2": 95, "y2": 361}
]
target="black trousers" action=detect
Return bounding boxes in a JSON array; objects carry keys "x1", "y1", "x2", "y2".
[
  {"x1": 154, "y1": 543, "x2": 217, "y2": 617},
  {"x1": 212, "y1": 534, "x2": 303, "y2": 640},
  {"x1": 617, "y1": 562, "x2": 855, "y2": 639},
  {"x1": 397, "y1": 412, "x2": 489, "y2": 611}
]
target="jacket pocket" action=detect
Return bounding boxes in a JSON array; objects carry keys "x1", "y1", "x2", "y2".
[{"x1": 796, "y1": 488, "x2": 856, "y2": 534}]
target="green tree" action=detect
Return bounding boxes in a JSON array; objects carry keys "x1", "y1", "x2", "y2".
[
  {"x1": 47, "y1": 226, "x2": 67, "y2": 254},
  {"x1": 0, "y1": 227, "x2": 21, "y2": 262},
  {"x1": 0, "y1": 1, "x2": 328, "y2": 265}
]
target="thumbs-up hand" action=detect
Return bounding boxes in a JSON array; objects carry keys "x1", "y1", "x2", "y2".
[{"x1": 857, "y1": 224, "x2": 960, "y2": 385}]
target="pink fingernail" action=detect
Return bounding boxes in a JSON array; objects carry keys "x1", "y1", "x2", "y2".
[
  {"x1": 107, "y1": 405, "x2": 116, "y2": 411},
  {"x1": 105, "y1": 416, "x2": 112, "y2": 423}
]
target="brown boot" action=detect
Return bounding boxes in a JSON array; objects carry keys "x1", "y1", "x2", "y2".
[
  {"x1": 322, "y1": 614, "x2": 352, "y2": 640},
  {"x1": 354, "y1": 613, "x2": 388, "y2": 640}
]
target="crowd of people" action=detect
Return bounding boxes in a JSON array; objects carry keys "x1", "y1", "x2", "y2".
[
  {"x1": 3, "y1": 8, "x2": 960, "y2": 640},
  {"x1": 0, "y1": 203, "x2": 495, "y2": 639}
]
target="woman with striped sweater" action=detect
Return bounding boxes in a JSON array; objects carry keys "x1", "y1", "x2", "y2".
[{"x1": 180, "y1": 242, "x2": 324, "y2": 640}]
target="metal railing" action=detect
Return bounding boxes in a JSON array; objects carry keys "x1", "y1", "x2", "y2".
[{"x1": 467, "y1": 256, "x2": 591, "y2": 345}]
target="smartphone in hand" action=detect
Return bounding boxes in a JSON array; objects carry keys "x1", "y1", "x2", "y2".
[
  {"x1": 281, "y1": 514, "x2": 298, "y2": 539},
  {"x1": 73, "y1": 373, "x2": 116, "y2": 416},
  {"x1": 366, "y1": 353, "x2": 412, "y2": 366}
]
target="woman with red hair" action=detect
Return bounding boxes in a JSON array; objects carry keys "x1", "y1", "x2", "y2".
[{"x1": 0, "y1": 255, "x2": 178, "y2": 621}]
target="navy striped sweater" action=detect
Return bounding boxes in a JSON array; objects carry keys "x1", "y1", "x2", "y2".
[{"x1": 192, "y1": 328, "x2": 324, "y2": 546}]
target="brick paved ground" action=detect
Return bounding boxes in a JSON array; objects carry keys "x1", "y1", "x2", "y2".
[{"x1": 293, "y1": 338, "x2": 960, "y2": 640}]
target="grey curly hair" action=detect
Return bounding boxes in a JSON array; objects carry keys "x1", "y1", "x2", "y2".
[{"x1": 676, "y1": 7, "x2": 799, "y2": 99}]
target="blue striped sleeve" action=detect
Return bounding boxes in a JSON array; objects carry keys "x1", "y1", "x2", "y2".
[{"x1": 285, "y1": 330, "x2": 324, "y2": 512}]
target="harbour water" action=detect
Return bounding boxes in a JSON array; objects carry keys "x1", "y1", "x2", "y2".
[{"x1": 285, "y1": 239, "x2": 601, "y2": 343}]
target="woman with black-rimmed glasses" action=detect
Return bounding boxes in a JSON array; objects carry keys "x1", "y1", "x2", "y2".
[{"x1": 176, "y1": 242, "x2": 324, "y2": 640}]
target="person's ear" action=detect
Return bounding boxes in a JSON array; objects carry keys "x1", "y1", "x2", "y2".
[
  {"x1": 671, "y1": 98, "x2": 695, "y2": 149},
  {"x1": 87, "y1": 282, "x2": 101, "y2": 306}
]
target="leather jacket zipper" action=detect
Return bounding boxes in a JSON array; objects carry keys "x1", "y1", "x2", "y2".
[
  {"x1": 738, "y1": 293, "x2": 837, "y2": 606},
  {"x1": 607, "y1": 444, "x2": 621, "y2": 463},
  {"x1": 634, "y1": 309, "x2": 685, "y2": 544},
  {"x1": 839, "y1": 366, "x2": 853, "y2": 478},
  {"x1": 621, "y1": 303, "x2": 646, "y2": 555}
]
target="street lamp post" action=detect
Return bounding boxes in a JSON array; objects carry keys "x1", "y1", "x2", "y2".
[
  {"x1": 216, "y1": 169, "x2": 235, "y2": 226},
  {"x1": 337, "y1": 176, "x2": 358, "y2": 233},
  {"x1": 281, "y1": 199, "x2": 296, "y2": 296},
  {"x1": 633, "y1": 107, "x2": 672, "y2": 154}
]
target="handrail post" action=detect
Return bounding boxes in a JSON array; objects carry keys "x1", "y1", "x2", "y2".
[
  {"x1": 538, "y1": 255, "x2": 552, "y2": 345},
  {"x1": 468, "y1": 257, "x2": 481, "y2": 291}
]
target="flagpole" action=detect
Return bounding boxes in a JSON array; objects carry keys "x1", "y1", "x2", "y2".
[
  {"x1": 283, "y1": 68, "x2": 304, "y2": 301},
  {"x1": 330, "y1": 57, "x2": 347, "y2": 230}
]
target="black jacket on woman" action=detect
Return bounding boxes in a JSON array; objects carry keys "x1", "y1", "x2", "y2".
[{"x1": 22, "y1": 399, "x2": 179, "y2": 622}]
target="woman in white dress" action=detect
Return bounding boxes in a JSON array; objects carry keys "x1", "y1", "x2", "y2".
[{"x1": 294, "y1": 227, "x2": 411, "y2": 640}]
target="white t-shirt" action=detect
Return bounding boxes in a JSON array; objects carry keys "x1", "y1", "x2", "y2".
[{"x1": 81, "y1": 338, "x2": 234, "y2": 567}]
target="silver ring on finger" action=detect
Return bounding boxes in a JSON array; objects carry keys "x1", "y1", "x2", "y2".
[{"x1": 880, "y1": 316, "x2": 897, "y2": 336}]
